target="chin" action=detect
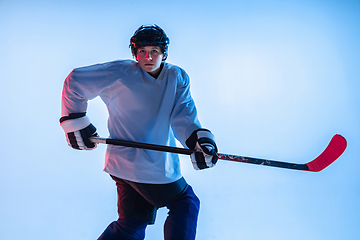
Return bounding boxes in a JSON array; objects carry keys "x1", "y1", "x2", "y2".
[{"x1": 145, "y1": 68, "x2": 155, "y2": 73}]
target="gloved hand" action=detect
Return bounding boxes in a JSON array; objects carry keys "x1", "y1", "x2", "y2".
[
  {"x1": 186, "y1": 129, "x2": 218, "y2": 170},
  {"x1": 60, "y1": 113, "x2": 98, "y2": 150}
]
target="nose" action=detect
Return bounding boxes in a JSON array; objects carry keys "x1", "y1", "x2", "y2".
[{"x1": 145, "y1": 51, "x2": 152, "y2": 60}]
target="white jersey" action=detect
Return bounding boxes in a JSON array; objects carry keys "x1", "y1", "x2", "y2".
[{"x1": 61, "y1": 60, "x2": 201, "y2": 184}]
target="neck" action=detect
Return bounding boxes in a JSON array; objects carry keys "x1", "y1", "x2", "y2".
[{"x1": 148, "y1": 63, "x2": 164, "y2": 79}]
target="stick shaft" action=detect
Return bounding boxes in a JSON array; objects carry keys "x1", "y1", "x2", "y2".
[
  {"x1": 91, "y1": 137, "x2": 194, "y2": 155},
  {"x1": 90, "y1": 134, "x2": 346, "y2": 172},
  {"x1": 216, "y1": 153, "x2": 309, "y2": 170},
  {"x1": 90, "y1": 137, "x2": 308, "y2": 170}
]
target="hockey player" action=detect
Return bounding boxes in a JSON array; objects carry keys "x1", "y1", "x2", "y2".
[{"x1": 60, "y1": 24, "x2": 218, "y2": 240}]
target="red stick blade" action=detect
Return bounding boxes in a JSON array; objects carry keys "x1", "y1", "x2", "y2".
[{"x1": 306, "y1": 134, "x2": 347, "y2": 172}]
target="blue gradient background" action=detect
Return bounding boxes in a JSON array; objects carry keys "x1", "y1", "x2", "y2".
[{"x1": 1, "y1": 0, "x2": 359, "y2": 239}]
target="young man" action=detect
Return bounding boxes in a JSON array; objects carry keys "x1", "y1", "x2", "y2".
[{"x1": 60, "y1": 24, "x2": 218, "y2": 240}]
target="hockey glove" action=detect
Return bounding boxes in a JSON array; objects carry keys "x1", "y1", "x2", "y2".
[
  {"x1": 60, "y1": 113, "x2": 98, "y2": 150},
  {"x1": 185, "y1": 129, "x2": 218, "y2": 170}
]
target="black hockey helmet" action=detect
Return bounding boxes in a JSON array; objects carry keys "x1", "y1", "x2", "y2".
[{"x1": 129, "y1": 24, "x2": 170, "y2": 60}]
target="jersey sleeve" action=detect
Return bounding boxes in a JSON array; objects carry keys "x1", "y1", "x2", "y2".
[
  {"x1": 170, "y1": 68, "x2": 202, "y2": 146},
  {"x1": 61, "y1": 63, "x2": 110, "y2": 117}
]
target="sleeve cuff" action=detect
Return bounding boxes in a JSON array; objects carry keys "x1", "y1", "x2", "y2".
[{"x1": 60, "y1": 116, "x2": 91, "y2": 133}]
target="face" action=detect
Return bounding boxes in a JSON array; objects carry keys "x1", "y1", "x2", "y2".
[{"x1": 136, "y1": 46, "x2": 166, "y2": 77}]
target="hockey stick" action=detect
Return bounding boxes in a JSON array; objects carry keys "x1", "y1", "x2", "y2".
[{"x1": 90, "y1": 134, "x2": 347, "y2": 172}]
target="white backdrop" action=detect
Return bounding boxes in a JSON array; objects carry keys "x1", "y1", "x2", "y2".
[{"x1": 1, "y1": 0, "x2": 359, "y2": 239}]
